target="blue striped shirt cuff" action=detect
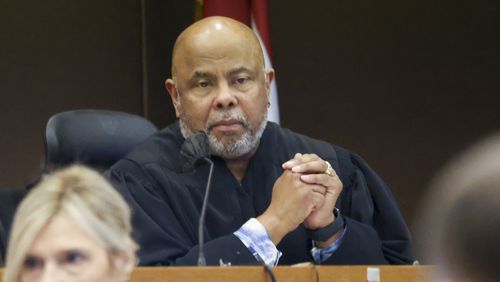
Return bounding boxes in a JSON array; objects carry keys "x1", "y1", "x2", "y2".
[
  {"x1": 234, "y1": 218, "x2": 282, "y2": 266},
  {"x1": 311, "y1": 224, "x2": 347, "y2": 263}
]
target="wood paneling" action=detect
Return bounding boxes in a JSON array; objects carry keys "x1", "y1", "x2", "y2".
[{"x1": 0, "y1": 266, "x2": 433, "y2": 282}]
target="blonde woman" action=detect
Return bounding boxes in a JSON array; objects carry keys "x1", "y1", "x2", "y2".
[{"x1": 3, "y1": 165, "x2": 137, "y2": 282}]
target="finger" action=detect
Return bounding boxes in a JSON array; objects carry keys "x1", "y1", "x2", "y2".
[
  {"x1": 300, "y1": 173, "x2": 339, "y2": 188},
  {"x1": 290, "y1": 173, "x2": 327, "y2": 195},
  {"x1": 282, "y1": 153, "x2": 303, "y2": 169},
  {"x1": 286, "y1": 153, "x2": 321, "y2": 168},
  {"x1": 292, "y1": 159, "x2": 332, "y2": 174},
  {"x1": 310, "y1": 191, "x2": 326, "y2": 209},
  {"x1": 308, "y1": 183, "x2": 327, "y2": 195},
  {"x1": 295, "y1": 153, "x2": 321, "y2": 163}
]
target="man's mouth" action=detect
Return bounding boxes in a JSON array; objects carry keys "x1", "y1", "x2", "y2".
[{"x1": 209, "y1": 119, "x2": 244, "y2": 132}]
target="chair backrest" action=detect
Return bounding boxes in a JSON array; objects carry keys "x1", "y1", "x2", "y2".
[
  {"x1": 44, "y1": 109, "x2": 158, "y2": 169},
  {"x1": 0, "y1": 189, "x2": 27, "y2": 266},
  {"x1": 2, "y1": 110, "x2": 156, "y2": 265},
  {"x1": 0, "y1": 219, "x2": 5, "y2": 266}
]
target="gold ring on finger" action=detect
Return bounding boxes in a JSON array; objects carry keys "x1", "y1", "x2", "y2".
[{"x1": 325, "y1": 161, "x2": 334, "y2": 176}]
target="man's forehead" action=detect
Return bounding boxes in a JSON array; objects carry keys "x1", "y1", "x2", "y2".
[
  {"x1": 171, "y1": 18, "x2": 264, "y2": 77},
  {"x1": 176, "y1": 36, "x2": 261, "y2": 63},
  {"x1": 178, "y1": 66, "x2": 259, "y2": 81},
  {"x1": 177, "y1": 17, "x2": 256, "y2": 48}
]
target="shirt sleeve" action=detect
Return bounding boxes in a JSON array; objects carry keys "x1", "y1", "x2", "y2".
[
  {"x1": 310, "y1": 224, "x2": 348, "y2": 263},
  {"x1": 234, "y1": 218, "x2": 282, "y2": 266}
]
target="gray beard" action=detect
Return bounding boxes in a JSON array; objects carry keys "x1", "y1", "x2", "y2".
[{"x1": 179, "y1": 110, "x2": 267, "y2": 159}]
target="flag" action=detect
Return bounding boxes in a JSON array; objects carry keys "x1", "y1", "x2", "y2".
[{"x1": 198, "y1": 0, "x2": 280, "y2": 124}]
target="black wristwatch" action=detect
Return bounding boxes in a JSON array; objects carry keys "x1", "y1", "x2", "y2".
[{"x1": 305, "y1": 208, "x2": 345, "y2": 242}]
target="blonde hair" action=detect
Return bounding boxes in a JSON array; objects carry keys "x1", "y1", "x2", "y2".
[{"x1": 3, "y1": 165, "x2": 138, "y2": 282}]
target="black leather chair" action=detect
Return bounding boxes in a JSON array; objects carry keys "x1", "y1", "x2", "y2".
[
  {"x1": 44, "y1": 109, "x2": 158, "y2": 169},
  {"x1": 0, "y1": 188, "x2": 27, "y2": 266},
  {"x1": 0, "y1": 109, "x2": 157, "y2": 265},
  {"x1": 0, "y1": 217, "x2": 5, "y2": 266}
]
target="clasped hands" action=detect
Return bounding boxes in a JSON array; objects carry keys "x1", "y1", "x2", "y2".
[{"x1": 257, "y1": 153, "x2": 343, "y2": 246}]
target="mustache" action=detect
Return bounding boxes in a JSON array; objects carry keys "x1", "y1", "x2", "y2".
[{"x1": 205, "y1": 111, "x2": 249, "y2": 131}]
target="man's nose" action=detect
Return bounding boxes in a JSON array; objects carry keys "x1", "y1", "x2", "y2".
[{"x1": 213, "y1": 83, "x2": 237, "y2": 110}]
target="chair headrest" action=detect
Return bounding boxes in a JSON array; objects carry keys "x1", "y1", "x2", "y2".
[{"x1": 44, "y1": 110, "x2": 158, "y2": 169}]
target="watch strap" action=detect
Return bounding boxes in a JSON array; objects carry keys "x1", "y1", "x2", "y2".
[{"x1": 305, "y1": 208, "x2": 345, "y2": 242}]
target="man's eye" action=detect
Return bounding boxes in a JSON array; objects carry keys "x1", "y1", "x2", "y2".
[
  {"x1": 235, "y1": 77, "x2": 249, "y2": 84},
  {"x1": 196, "y1": 81, "x2": 210, "y2": 88},
  {"x1": 23, "y1": 256, "x2": 43, "y2": 269}
]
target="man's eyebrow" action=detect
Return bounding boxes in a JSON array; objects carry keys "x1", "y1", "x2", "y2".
[
  {"x1": 191, "y1": 71, "x2": 215, "y2": 79},
  {"x1": 227, "y1": 67, "x2": 253, "y2": 76}
]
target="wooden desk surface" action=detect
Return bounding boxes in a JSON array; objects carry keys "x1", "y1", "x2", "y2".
[{"x1": 0, "y1": 265, "x2": 433, "y2": 282}]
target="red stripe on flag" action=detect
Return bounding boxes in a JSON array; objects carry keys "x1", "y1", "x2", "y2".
[
  {"x1": 250, "y1": 0, "x2": 272, "y2": 58},
  {"x1": 203, "y1": 0, "x2": 250, "y2": 25},
  {"x1": 203, "y1": 0, "x2": 272, "y2": 60}
]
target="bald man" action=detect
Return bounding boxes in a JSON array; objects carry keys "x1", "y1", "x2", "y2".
[{"x1": 107, "y1": 16, "x2": 413, "y2": 266}]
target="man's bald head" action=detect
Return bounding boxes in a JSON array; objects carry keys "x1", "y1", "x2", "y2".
[
  {"x1": 171, "y1": 16, "x2": 265, "y2": 77},
  {"x1": 164, "y1": 16, "x2": 274, "y2": 161}
]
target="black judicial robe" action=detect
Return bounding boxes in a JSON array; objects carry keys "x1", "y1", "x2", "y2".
[{"x1": 107, "y1": 122, "x2": 413, "y2": 266}]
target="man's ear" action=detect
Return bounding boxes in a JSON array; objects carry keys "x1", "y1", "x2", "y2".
[
  {"x1": 165, "y1": 78, "x2": 181, "y2": 118},
  {"x1": 111, "y1": 250, "x2": 136, "y2": 282},
  {"x1": 264, "y1": 68, "x2": 275, "y2": 95}
]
